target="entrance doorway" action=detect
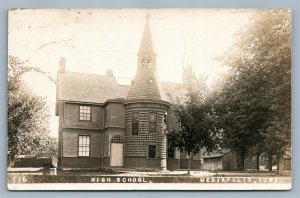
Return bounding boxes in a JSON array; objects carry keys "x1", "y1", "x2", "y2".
[{"x1": 110, "y1": 136, "x2": 124, "y2": 167}]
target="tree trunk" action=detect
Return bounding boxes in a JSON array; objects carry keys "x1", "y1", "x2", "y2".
[
  {"x1": 199, "y1": 148, "x2": 202, "y2": 170},
  {"x1": 277, "y1": 153, "x2": 284, "y2": 175},
  {"x1": 268, "y1": 152, "x2": 273, "y2": 172},
  {"x1": 187, "y1": 152, "x2": 191, "y2": 175},
  {"x1": 8, "y1": 158, "x2": 14, "y2": 167},
  {"x1": 8, "y1": 153, "x2": 15, "y2": 167},
  {"x1": 238, "y1": 152, "x2": 245, "y2": 171},
  {"x1": 256, "y1": 153, "x2": 260, "y2": 171}
]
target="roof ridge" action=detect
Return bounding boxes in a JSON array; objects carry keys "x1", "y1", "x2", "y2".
[{"x1": 63, "y1": 71, "x2": 108, "y2": 78}]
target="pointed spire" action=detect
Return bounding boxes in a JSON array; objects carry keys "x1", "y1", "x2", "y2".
[
  {"x1": 138, "y1": 12, "x2": 155, "y2": 55},
  {"x1": 127, "y1": 12, "x2": 167, "y2": 101},
  {"x1": 145, "y1": 11, "x2": 150, "y2": 25}
]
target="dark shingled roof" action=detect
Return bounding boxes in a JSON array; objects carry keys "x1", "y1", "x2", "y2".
[
  {"x1": 57, "y1": 71, "x2": 186, "y2": 104},
  {"x1": 161, "y1": 81, "x2": 187, "y2": 102},
  {"x1": 126, "y1": 69, "x2": 168, "y2": 101},
  {"x1": 57, "y1": 71, "x2": 130, "y2": 104},
  {"x1": 56, "y1": 14, "x2": 188, "y2": 111},
  {"x1": 202, "y1": 149, "x2": 231, "y2": 159},
  {"x1": 126, "y1": 13, "x2": 167, "y2": 101},
  {"x1": 138, "y1": 13, "x2": 156, "y2": 55}
]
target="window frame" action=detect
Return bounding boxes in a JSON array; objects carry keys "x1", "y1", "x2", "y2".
[
  {"x1": 132, "y1": 112, "x2": 140, "y2": 135},
  {"x1": 163, "y1": 112, "x2": 167, "y2": 124},
  {"x1": 148, "y1": 112, "x2": 157, "y2": 133},
  {"x1": 79, "y1": 105, "x2": 91, "y2": 121},
  {"x1": 78, "y1": 135, "x2": 90, "y2": 157}
]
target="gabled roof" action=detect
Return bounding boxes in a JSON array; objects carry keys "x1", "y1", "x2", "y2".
[
  {"x1": 162, "y1": 82, "x2": 187, "y2": 102},
  {"x1": 202, "y1": 149, "x2": 232, "y2": 159},
  {"x1": 57, "y1": 71, "x2": 186, "y2": 105},
  {"x1": 57, "y1": 71, "x2": 130, "y2": 104},
  {"x1": 56, "y1": 14, "x2": 189, "y2": 110}
]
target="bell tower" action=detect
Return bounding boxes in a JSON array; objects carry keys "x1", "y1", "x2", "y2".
[
  {"x1": 127, "y1": 13, "x2": 167, "y2": 101},
  {"x1": 124, "y1": 13, "x2": 170, "y2": 170}
]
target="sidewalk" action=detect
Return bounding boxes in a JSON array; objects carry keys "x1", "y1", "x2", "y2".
[{"x1": 7, "y1": 167, "x2": 291, "y2": 177}]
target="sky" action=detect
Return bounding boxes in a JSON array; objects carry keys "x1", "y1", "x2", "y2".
[{"x1": 8, "y1": 9, "x2": 255, "y2": 137}]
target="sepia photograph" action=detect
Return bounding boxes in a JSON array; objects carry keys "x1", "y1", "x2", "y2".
[{"x1": 7, "y1": 8, "x2": 291, "y2": 190}]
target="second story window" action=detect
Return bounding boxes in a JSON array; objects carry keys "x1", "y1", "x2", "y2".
[
  {"x1": 149, "y1": 113, "x2": 156, "y2": 133},
  {"x1": 80, "y1": 105, "x2": 91, "y2": 121},
  {"x1": 132, "y1": 112, "x2": 139, "y2": 135}
]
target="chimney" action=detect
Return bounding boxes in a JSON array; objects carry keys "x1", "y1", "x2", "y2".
[
  {"x1": 106, "y1": 69, "x2": 113, "y2": 77},
  {"x1": 59, "y1": 57, "x2": 66, "y2": 72}
]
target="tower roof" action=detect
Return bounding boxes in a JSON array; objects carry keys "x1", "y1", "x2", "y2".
[
  {"x1": 138, "y1": 13, "x2": 156, "y2": 55},
  {"x1": 126, "y1": 13, "x2": 167, "y2": 102},
  {"x1": 126, "y1": 69, "x2": 168, "y2": 101}
]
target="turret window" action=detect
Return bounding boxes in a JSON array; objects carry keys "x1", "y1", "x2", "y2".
[
  {"x1": 163, "y1": 112, "x2": 167, "y2": 124},
  {"x1": 148, "y1": 145, "x2": 156, "y2": 159},
  {"x1": 149, "y1": 113, "x2": 156, "y2": 133},
  {"x1": 132, "y1": 112, "x2": 139, "y2": 135}
]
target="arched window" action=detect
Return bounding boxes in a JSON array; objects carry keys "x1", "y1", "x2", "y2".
[{"x1": 111, "y1": 136, "x2": 123, "y2": 143}]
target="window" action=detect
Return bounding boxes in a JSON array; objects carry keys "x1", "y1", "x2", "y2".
[
  {"x1": 149, "y1": 113, "x2": 156, "y2": 133},
  {"x1": 78, "y1": 135, "x2": 90, "y2": 157},
  {"x1": 148, "y1": 78, "x2": 153, "y2": 84},
  {"x1": 80, "y1": 106, "x2": 91, "y2": 121},
  {"x1": 142, "y1": 60, "x2": 147, "y2": 68},
  {"x1": 148, "y1": 145, "x2": 156, "y2": 159},
  {"x1": 147, "y1": 61, "x2": 152, "y2": 68},
  {"x1": 111, "y1": 136, "x2": 123, "y2": 143},
  {"x1": 132, "y1": 112, "x2": 139, "y2": 135},
  {"x1": 163, "y1": 112, "x2": 167, "y2": 124},
  {"x1": 168, "y1": 147, "x2": 174, "y2": 158},
  {"x1": 179, "y1": 121, "x2": 182, "y2": 132}
]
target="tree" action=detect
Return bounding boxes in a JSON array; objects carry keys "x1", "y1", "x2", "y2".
[
  {"x1": 8, "y1": 56, "x2": 57, "y2": 166},
  {"x1": 168, "y1": 68, "x2": 218, "y2": 175},
  {"x1": 213, "y1": 70, "x2": 270, "y2": 170},
  {"x1": 214, "y1": 9, "x2": 291, "y2": 173}
]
